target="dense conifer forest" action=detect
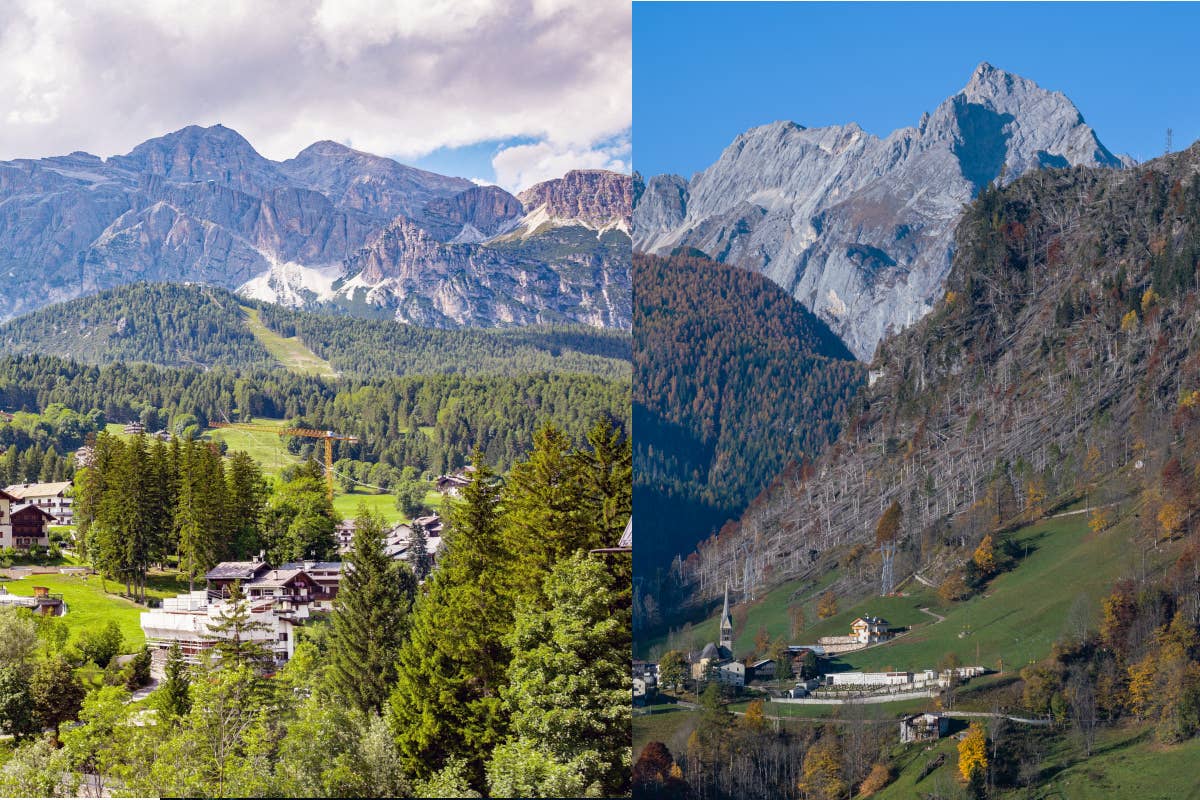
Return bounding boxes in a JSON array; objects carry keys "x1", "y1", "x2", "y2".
[
  {"x1": 0, "y1": 283, "x2": 631, "y2": 380},
  {"x1": 0, "y1": 355, "x2": 629, "y2": 477},
  {"x1": 633, "y1": 251, "x2": 863, "y2": 573}
]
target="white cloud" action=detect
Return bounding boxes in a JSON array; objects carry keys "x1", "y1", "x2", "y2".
[
  {"x1": 0, "y1": 0, "x2": 630, "y2": 187},
  {"x1": 493, "y1": 139, "x2": 630, "y2": 193}
]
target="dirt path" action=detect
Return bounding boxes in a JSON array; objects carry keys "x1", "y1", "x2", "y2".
[{"x1": 918, "y1": 607, "x2": 945, "y2": 623}]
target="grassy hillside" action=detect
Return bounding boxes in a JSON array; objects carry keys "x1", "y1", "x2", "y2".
[
  {"x1": 1, "y1": 571, "x2": 188, "y2": 651},
  {"x1": 645, "y1": 507, "x2": 1142, "y2": 677},
  {"x1": 241, "y1": 306, "x2": 337, "y2": 378}
]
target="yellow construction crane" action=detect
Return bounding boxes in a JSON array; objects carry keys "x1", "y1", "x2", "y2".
[{"x1": 210, "y1": 423, "x2": 360, "y2": 502}]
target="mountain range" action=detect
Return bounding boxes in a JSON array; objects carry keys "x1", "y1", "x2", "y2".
[
  {"x1": 633, "y1": 62, "x2": 1128, "y2": 358},
  {"x1": 0, "y1": 125, "x2": 632, "y2": 328}
]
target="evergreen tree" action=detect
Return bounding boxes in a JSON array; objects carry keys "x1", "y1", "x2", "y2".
[
  {"x1": 157, "y1": 641, "x2": 192, "y2": 718},
  {"x1": 389, "y1": 458, "x2": 510, "y2": 787},
  {"x1": 407, "y1": 521, "x2": 432, "y2": 582},
  {"x1": 328, "y1": 509, "x2": 416, "y2": 715},
  {"x1": 226, "y1": 451, "x2": 267, "y2": 559},
  {"x1": 501, "y1": 426, "x2": 593, "y2": 596},
  {"x1": 204, "y1": 582, "x2": 272, "y2": 670},
  {"x1": 490, "y1": 552, "x2": 631, "y2": 797}
]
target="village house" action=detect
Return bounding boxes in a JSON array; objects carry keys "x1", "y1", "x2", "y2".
[
  {"x1": 122, "y1": 421, "x2": 145, "y2": 435},
  {"x1": 4, "y1": 481, "x2": 73, "y2": 525},
  {"x1": 748, "y1": 658, "x2": 775, "y2": 682},
  {"x1": 140, "y1": 557, "x2": 344, "y2": 671},
  {"x1": 0, "y1": 488, "x2": 52, "y2": 549},
  {"x1": 850, "y1": 615, "x2": 892, "y2": 644},
  {"x1": 382, "y1": 516, "x2": 446, "y2": 566},
  {"x1": 900, "y1": 712, "x2": 950, "y2": 743},
  {"x1": 335, "y1": 518, "x2": 356, "y2": 551},
  {"x1": 434, "y1": 465, "x2": 475, "y2": 497}
]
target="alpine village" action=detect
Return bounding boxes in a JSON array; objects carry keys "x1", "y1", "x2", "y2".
[
  {"x1": 632, "y1": 64, "x2": 1200, "y2": 799},
  {"x1": 0, "y1": 126, "x2": 632, "y2": 798}
]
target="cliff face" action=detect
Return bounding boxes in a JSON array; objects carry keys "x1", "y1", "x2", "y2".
[
  {"x1": 518, "y1": 169, "x2": 633, "y2": 230},
  {"x1": 0, "y1": 126, "x2": 632, "y2": 330},
  {"x1": 633, "y1": 63, "x2": 1127, "y2": 358}
]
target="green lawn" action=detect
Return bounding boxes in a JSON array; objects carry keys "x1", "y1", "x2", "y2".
[
  {"x1": 875, "y1": 723, "x2": 1200, "y2": 800},
  {"x1": 241, "y1": 305, "x2": 338, "y2": 378},
  {"x1": 1017, "y1": 725, "x2": 1200, "y2": 800},
  {"x1": 728, "y1": 696, "x2": 935, "y2": 719},
  {"x1": 835, "y1": 513, "x2": 1130, "y2": 674},
  {"x1": 634, "y1": 706, "x2": 701, "y2": 758},
  {"x1": 0, "y1": 571, "x2": 187, "y2": 652},
  {"x1": 207, "y1": 417, "x2": 301, "y2": 477}
]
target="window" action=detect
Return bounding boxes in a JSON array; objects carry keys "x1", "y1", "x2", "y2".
[{"x1": 278, "y1": 632, "x2": 288, "y2": 641}]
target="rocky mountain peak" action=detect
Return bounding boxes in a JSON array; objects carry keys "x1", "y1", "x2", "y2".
[
  {"x1": 633, "y1": 64, "x2": 1126, "y2": 359},
  {"x1": 518, "y1": 169, "x2": 633, "y2": 228}
]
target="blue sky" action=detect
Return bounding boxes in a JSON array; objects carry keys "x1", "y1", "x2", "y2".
[{"x1": 634, "y1": 2, "x2": 1200, "y2": 179}]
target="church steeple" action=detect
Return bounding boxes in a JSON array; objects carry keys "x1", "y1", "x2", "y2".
[{"x1": 719, "y1": 582, "x2": 734, "y2": 652}]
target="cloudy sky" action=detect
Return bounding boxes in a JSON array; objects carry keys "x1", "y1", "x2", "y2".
[{"x1": 0, "y1": 0, "x2": 630, "y2": 191}]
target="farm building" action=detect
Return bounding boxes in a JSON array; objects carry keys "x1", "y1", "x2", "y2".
[
  {"x1": 900, "y1": 713, "x2": 950, "y2": 743},
  {"x1": 0, "y1": 489, "x2": 52, "y2": 549}
]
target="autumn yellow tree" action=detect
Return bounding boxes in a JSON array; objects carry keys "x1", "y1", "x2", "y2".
[
  {"x1": 939, "y1": 573, "x2": 970, "y2": 604},
  {"x1": 1089, "y1": 508, "x2": 1110, "y2": 533},
  {"x1": 741, "y1": 699, "x2": 766, "y2": 732},
  {"x1": 1121, "y1": 309, "x2": 1139, "y2": 332},
  {"x1": 1158, "y1": 501, "x2": 1185, "y2": 543},
  {"x1": 957, "y1": 722, "x2": 988, "y2": 782},
  {"x1": 1126, "y1": 653, "x2": 1157, "y2": 721},
  {"x1": 1026, "y1": 478, "x2": 1047, "y2": 517},
  {"x1": 817, "y1": 591, "x2": 838, "y2": 619},
  {"x1": 972, "y1": 534, "x2": 997, "y2": 576},
  {"x1": 798, "y1": 735, "x2": 848, "y2": 800},
  {"x1": 858, "y1": 763, "x2": 893, "y2": 796},
  {"x1": 789, "y1": 604, "x2": 806, "y2": 638}
]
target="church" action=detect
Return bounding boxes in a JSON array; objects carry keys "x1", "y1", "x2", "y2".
[{"x1": 689, "y1": 584, "x2": 745, "y2": 687}]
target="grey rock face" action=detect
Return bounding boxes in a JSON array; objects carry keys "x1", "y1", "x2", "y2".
[
  {"x1": 518, "y1": 170, "x2": 633, "y2": 229},
  {"x1": 0, "y1": 126, "x2": 632, "y2": 330},
  {"x1": 633, "y1": 63, "x2": 1127, "y2": 358}
]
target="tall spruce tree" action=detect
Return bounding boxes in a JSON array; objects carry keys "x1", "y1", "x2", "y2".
[
  {"x1": 328, "y1": 509, "x2": 416, "y2": 715},
  {"x1": 157, "y1": 641, "x2": 191, "y2": 719},
  {"x1": 389, "y1": 457, "x2": 510, "y2": 788},
  {"x1": 226, "y1": 451, "x2": 267, "y2": 559},
  {"x1": 406, "y1": 521, "x2": 432, "y2": 582},
  {"x1": 204, "y1": 582, "x2": 272, "y2": 670}
]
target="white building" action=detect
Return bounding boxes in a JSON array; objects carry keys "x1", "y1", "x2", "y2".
[
  {"x1": 140, "y1": 559, "x2": 342, "y2": 670},
  {"x1": 3, "y1": 481, "x2": 73, "y2": 525}
]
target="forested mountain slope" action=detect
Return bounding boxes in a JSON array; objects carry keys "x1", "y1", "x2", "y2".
[
  {"x1": 677, "y1": 141, "x2": 1200, "y2": 608},
  {"x1": 634, "y1": 252, "x2": 863, "y2": 574},
  {"x1": 0, "y1": 355, "x2": 630, "y2": 476},
  {"x1": 0, "y1": 283, "x2": 630, "y2": 379}
]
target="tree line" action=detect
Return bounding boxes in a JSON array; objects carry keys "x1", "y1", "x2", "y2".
[{"x1": 75, "y1": 433, "x2": 335, "y2": 599}]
